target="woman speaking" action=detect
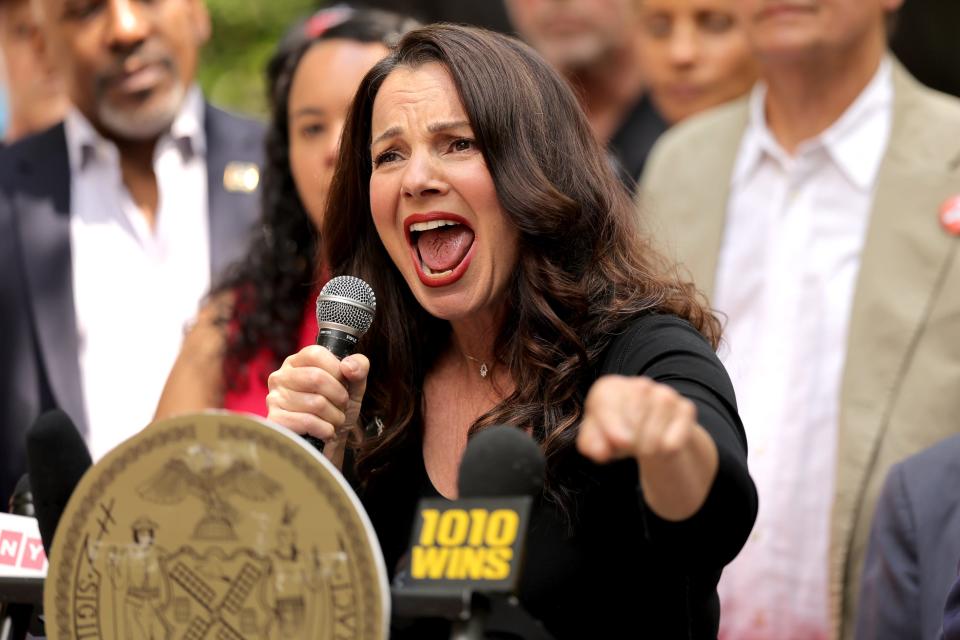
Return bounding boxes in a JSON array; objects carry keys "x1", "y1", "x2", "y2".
[{"x1": 266, "y1": 24, "x2": 757, "y2": 638}]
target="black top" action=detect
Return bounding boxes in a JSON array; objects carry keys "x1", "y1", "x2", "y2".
[
  {"x1": 359, "y1": 314, "x2": 757, "y2": 639},
  {"x1": 608, "y1": 93, "x2": 668, "y2": 194}
]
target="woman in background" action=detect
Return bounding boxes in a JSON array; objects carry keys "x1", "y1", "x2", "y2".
[
  {"x1": 637, "y1": 0, "x2": 757, "y2": 123},
  {"x1": 155, "y1": 6, "x2": 417, "y2": 418}
]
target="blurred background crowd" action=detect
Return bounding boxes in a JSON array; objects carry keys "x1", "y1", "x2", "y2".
[
  {"x1": 2, "y1": 0, "x2": 960, "y2": 639},
  {"x1": 3, "y1": 0, "x2": 958, "y2": 140}
]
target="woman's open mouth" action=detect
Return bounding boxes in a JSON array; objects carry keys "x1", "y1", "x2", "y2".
[{"x1": 405, "y1": 212, "x2": 477, "y2": 287}]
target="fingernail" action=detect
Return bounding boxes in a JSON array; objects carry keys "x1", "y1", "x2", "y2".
[{"x1": 343, "y1": 359, "x2": 358, "y2": 375}]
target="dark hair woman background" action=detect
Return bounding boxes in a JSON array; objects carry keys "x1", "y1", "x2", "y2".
[
  {"x1": 267, "y1": 24, "x2": 757, "y2": 638},
  {"x1": 155, "y1": 6, "x2": 418, "y2": 418}
]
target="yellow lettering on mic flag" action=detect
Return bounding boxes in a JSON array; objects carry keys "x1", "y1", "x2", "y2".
[
  {"x1": 44, "y1": 412, "x2": 389, "y2": 640},
  {"x1": 405, "y1": 499, "x2": 530, "y2": 591},
  {"x1": 411, "y1": 546, "x2": 514, "y2": 581}
]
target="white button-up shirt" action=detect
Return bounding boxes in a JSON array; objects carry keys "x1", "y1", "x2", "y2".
[
  {"x1": 715, "y1": 60, "x2": 894, "y2": 639},
  {"x1": 66, "y1": 87, "x2": 211, "y2": 461}
]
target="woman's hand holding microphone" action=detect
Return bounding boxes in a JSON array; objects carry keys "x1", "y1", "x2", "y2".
[{"x1": 266, "y1": 345, "x2": 369, "y2": 468}]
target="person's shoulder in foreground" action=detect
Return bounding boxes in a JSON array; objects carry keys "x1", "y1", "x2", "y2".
[{"x1": 856, "y1": 434, "x2": 960, "y2": 640}]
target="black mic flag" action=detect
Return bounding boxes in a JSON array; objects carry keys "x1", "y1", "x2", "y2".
[{"x1": 403, "y1": 426, "x2": 543, "y2": 590}]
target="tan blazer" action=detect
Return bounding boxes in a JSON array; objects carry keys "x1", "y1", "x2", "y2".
[{"x1": 640, "y1": 61, "x2": 960, "y2": 640}]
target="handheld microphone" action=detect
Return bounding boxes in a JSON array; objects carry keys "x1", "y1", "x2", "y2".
[
  {"x1": 24, "y1": 409, "x2": 92, "y2": 555},
  {"x1": 315, "y1": 275, "x2": 377, "y2": 359},
  {"x1": 304, "y1": 276, "x2": 377, "y2": 454}
]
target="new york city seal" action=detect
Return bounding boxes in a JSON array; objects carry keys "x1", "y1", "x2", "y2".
[{"x1": 44, "y1": 412, "x2": 389, "y2": 640}]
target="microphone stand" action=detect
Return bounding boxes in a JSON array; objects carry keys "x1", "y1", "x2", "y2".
[
  {"x1": 0, "y1": 475, "x2": 40, "y2": 640},
  {"x1": 449, "y1": 593, "x2": 487, "y2": 640},
  {"x1": 392, "y1": 585, "x2": 553, "y2": 640},
  {"x1": 0, "y1": 576, "x2": 37, "y2": 640},
  {"x1": 392, "y1": 586, "x2": 488, "y2": 640}
]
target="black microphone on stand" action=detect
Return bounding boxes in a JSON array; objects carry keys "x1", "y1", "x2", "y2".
[
  {"x1": 6, "y1": 477, "x2": 34, "y2": 519},
  {"x1": 303, "y1": 275, "x2": 377, "y2": 453},
  {"x1": 0, "y1": 408, "x2": 89, "y2": 640},
  {"x1": 3, "y1": 407, "x2": 91, "y2": 640},
  {"x1": 458, "y1": 426, "x2": 545, "y2": 499},
  {"x1": 25, "y1": 409, "x2": 93, "y2": 555},
  {"x1": 0, "y1": 476, "x2": 38, "y2": 640},
  {"x1": 392, "y1": 426, "x2": 554, "y2": 640}
]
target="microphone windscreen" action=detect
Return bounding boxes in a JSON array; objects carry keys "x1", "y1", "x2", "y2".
[
  {"x1": 458, "y1": 425, "x2": 545, "y2": 498},
  {"x1": 8, "y1": 474, "x2": 34, "y2": 517},
  {"x1": 316, "y1": 275, "x2": 377, "y2": 336},
  {"x1": 25, "y1": 409, "x2": 92, "y2": 554}
]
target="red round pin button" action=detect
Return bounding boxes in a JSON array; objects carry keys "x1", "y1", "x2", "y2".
[{"x1": 940, "y1": 196, "x2": 960, "y2": 236}]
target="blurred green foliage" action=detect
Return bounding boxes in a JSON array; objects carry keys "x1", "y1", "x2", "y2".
[{"x1": 198, "y1": 0, "x2": 321, "y2": 119}]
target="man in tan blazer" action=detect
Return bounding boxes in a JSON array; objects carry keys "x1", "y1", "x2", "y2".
[{"x1": 641, "y1": 0, "x2": 960, "y2": 638}]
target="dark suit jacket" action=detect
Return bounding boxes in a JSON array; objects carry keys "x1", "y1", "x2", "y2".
[
  {"x1": 607, "y1": 92, "x2": 667, "y2": 193},
  {"x1": 0, "y1": 104, "x2": 264, "y2": 508},
  {"x1": 855, "y1": 435, "x2": 960, "y2": 640}
]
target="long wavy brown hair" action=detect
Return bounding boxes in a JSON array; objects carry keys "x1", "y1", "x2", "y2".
[
  {"x1": 322, "y1": 24, "x2": 719, "y2": 504},
  {"x1": 214, "y1": 7, "x2": 418, "y2": 393}
]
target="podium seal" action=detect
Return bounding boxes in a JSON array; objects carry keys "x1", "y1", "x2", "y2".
[{"x1": 44, "y1": 412, "x2": 389, "y2": 640}]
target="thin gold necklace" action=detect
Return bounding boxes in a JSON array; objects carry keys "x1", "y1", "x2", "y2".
[{"x1": 463, "y1": 354, "x2": 489, "y2": 378}]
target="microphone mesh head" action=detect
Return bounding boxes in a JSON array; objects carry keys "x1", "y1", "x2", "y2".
[{"x1": 316, "y1": 276, "x2": 377, "y2": 335}]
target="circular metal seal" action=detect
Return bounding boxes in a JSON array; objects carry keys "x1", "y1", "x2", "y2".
[{"x1": 44, "y1": 412, "x2": 389, "y2": 640}]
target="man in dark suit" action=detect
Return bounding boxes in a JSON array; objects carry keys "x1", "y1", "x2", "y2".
[
  {"x1": 856, "y1": 435, "x2": 960, "y2": 640},
  {"x1": 0, "y1": 0, "x2": 263, "y2": 507}
]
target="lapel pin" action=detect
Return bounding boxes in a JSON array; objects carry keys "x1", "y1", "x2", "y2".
[
  {"x1": 940, "y1": 195, "x2": 960, "y2": 236},
  {"x1": 223, "y1": 162, "x2": 260, "y2": 194}
]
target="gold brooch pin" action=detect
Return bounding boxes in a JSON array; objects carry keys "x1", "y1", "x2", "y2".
[{"x1": 223, "y1": 162, "x2": 260, "y2": 193}]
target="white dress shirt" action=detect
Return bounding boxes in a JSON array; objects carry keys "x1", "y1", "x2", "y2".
[
  {"x1": 66, "y1": 87, "x2": 211, "y2": 461},
  {"x1": 715, "y1": 60, "x2": 893, "y2": 639}
]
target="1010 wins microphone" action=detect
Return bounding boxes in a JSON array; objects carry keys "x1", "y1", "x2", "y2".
[
  {"x1": 458, "y1": 426, "x2": 545, "y2": 500},
  {"x1": 304, "y1": 276, "x2": 377, "y2": 455},
  {"x1": 392, "y1": 426, "x2": 553, "y2": 640}
]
